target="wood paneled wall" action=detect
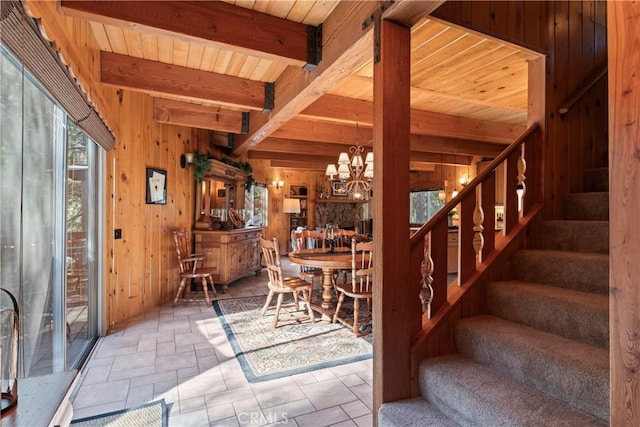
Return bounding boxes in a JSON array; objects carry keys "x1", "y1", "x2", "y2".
[
  {"x1": 607, "y1": 2, "x2": 640, "y2": 424},
  {"x1": 434, "y1": 1, "x2": 608, "y2": 220},
  {"x1": 25, "y1": 1, "x2": 220, "y2": 330}
]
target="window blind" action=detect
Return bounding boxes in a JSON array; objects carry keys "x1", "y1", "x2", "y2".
[{"x1": 0, "y1": 0, "x2": 114, "y2": 150}]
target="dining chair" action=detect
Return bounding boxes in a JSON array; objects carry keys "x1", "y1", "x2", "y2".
[
  {"x1": 333, "y1": 237, "x2": 373, "y2": 337},
  {"x1": 173, "y1": 228, "x2": 217, "y2": 306},
  {"x1": 293, "y1": 229, "x2": 325, "y2": 300},
  {"x1": 260, "y1": 236, "x2": 315, "y2": 328},
  {"x1": 334, "y1": 228, "x2": 359, "y2": 285}
]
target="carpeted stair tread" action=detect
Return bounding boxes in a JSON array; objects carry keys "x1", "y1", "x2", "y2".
[
  {"x1": 584, "y1": 167, "x2": 609, "y2": 192},
  {"x1": 419, "y1": 354, "x2": 606, "y2": 426},
  {"x1": 486, "y1": 280, "x2": 609, "y2": 349},
  {"x1": 455, "y1": 315, "x2": 609, "y2": 421},
  {"x1": 564, "y1": 192, "x2": 609, "y2": 221},
  {"x1": 540, "y1": 221, "x2": 609, "y2": 253},
  {"x1": 379, "y1": 398, "x2": 460, "y2": 426},
  {"x1": 511, "y1": 249, "x2": 609, "y2": 293}
]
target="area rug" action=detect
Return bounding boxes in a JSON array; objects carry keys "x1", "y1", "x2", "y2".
[
  {"x1": 213, "y1": 295, "x2": 372, "y2": 383},
  {"x1": 70, "y1": 399, "x2": 167, "y2": 427}
]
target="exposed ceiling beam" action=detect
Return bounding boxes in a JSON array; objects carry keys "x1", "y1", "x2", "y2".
[
  {"x1": 271, "y1": 119, "x2": 507, "y2": 156},
  {"x1": 153, "y1": 98, "x2": 247, "y2": 133},
  {"x1": 300, "y1": 94, "x2": 523, "y2": 143},
  {"x1": 248, "y1": 150, "x2": 336, "y2": 164},
  {"x1": 231, "y1": 1, "x2": 445, "y2": 155},
  {"x1": 409, "y1": 162, "x2": 436, "y2": 171},
  {"x1": 61, "y1": 0, "x2": 319, "y2": 68},
  {"x1": 270, "y1": 160, "x2": 327, "y2": 171},
  {"x1": 101, "y1": 52, "x2": 267, "y2": 110},
  {"x1": 253, "y1": 138, "x2": 472, "y2": 166}
]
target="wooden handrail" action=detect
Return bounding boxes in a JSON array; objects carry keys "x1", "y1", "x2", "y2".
[
  {"x1": 411, "y1": 123, "x2": 540, "y2": 244},
  {"x1": 559, "y1": 61, "x2": 608, "y2": 116}
]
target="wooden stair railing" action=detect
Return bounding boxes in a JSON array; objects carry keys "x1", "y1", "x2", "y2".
[
  {"x1": 559, "y1": 61, "x2": 607, "y2": 116},
  {"x1": 407, "y1": 123, "x2": 543, "y2": 389}
]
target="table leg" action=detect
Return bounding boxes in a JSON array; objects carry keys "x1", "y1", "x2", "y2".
[{"x1": 320, "y1": 268, "x2": 335, "y2": 321}]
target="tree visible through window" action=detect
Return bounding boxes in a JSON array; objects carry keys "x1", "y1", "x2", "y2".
[{"x1": 410, "y1": 189, "x2": 444, "y2": 224}]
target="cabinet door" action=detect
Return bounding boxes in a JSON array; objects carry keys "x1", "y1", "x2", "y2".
[
  {"x1": 246, "y1": 239, "x2": 260, "y2": 269},
  {"x1": 229, "y1": 243, "x2": 242, "y2": 278}
]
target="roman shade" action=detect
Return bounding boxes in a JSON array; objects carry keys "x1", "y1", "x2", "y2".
[{"x1": 0, "y1": 0, "x2": 114, "y2": 150}]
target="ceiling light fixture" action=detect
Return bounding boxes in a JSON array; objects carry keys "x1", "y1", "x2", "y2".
[{"x1": 325, "y1": 125, "x2": 373, "y2": 200}]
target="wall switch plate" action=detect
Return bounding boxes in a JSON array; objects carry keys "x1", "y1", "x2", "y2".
[{"x1": 114, "y1": 229, "x2": 122, "y2": 239}]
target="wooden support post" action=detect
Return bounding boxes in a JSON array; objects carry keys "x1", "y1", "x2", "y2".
[
  {"x1": 608, "y1": 2, "x2": 640, "y2": 425},
  {"x1": 373, "y1": 19, "x2": 416, "y2": 417}
]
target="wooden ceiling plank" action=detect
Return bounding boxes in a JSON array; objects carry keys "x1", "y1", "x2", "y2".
[
  {"x1": 89, "y1": 22, "x2": 112, "y2": 51},
  {"x1": 100, "y1": 52, "x2": 266, "y2": 110},
  {"x1": 152, "y1": 98, "x2": 244, "y2": 133},
  {"x1": 61, "y1": 0, "x2": 314, "y2": 67},
  {"x1": 300, "y1": 94, "x2": 524, "y2": 143},
  {"x1": 140, "y1": 32, "x2": 158, "y2": 61},
  {"x1": 231, "y1": 0, "x2": 445, "y2": 155}
]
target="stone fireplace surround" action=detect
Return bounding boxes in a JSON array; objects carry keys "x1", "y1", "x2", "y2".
[{"x1": 314, "y1": 201, "x2": 367, "y2": 229}]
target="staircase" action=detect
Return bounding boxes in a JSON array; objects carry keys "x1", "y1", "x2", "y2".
[{"x1": 380, "y1": 168, "x2": 610, "y2": 426}]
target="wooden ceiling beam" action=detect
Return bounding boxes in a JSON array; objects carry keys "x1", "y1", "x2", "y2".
[
  {"x1": 272, "y1": 118, "x2": 507, "y2": 156},
  {"x1": 270, "y1": 160, "x2": 327, "y2": 171},
  {"x1": 300, "y1": 94, "x2": 523, "y2": 144},
  {"x1": 101, "y1": 52, "x2": 266, "y2": 110},
  {"x1": 253, "y1": 138, "x2": 472, "y2": 166},
  {"x1": 248, "y1": 150, "x2": 336, "y2": 165},
  {"x1": 61, "y1": 0, "x2": 319, "y2": 68},
  {"x1": 231, "y1": 1, "x2": 445, "y2": 155},
  {"x1": 153, "y1": 98, "x2": 247, "y2": 133}
]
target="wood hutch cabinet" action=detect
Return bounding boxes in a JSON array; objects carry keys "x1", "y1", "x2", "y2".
[
  {"x1": 193, "y1": 228, "x2": 262, "y2": 290},
  {"x1": 191, "y1": 158, "x2": 262, "y2": 290}
]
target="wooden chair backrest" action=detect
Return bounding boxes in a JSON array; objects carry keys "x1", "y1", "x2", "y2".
[
  {"x1": 173, "y1": 228, "x2": 196, "y2": 274},
  {"x1": 351, "y1": 237, "x2": 374, "y2": 293},
  {"x1": 336, "y1": 227, "x2": 359, "y2": 248},
  {"x1": 293, "y1": 229, "x2": 326, "y2": 250},
  {"x1": 259, "y1": 237, "x2": 285, "y2": 289}
]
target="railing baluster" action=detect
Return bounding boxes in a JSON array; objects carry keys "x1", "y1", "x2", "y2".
[
  {"x1": 517, "y1": 146, "x2": 527, "y2": 216},
  {"x1": 481, "y1": 173, "x2": 496, "y2": 261},
  {"x1": 473, "y1": 185, "x2": 485, "y2": 260},
  {"x1": 459, "y1": 190, "x2": 476, "y2": 283},
  {"x1": 419, "y1": 232, "x2": 434, "y2": 318},
  {"x1": 504, "y1": 150, "x2": 519, "y2": 234}
]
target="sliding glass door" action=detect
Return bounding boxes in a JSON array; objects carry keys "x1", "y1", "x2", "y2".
[{"x1": 1, "y1": 45, "x2": 100, "y2": 376}]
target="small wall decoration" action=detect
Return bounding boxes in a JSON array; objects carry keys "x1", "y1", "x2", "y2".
[
  {"x1": 146, "y1": 167, "x2": 167, "y2": 205},
  {"x1": 331, "y1": 181, "x2": 347, "y2": 197},
  {"x1": 217, "y1": 188, "x2": 226, "y2": 198}
]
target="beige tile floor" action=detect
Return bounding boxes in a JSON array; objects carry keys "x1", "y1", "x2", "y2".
[{"x1": 70, "y1": 257, "x2": 373, "y2": 426}]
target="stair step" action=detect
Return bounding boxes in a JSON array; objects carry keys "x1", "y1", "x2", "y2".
[
  {"x1": 512, "y1": 249, "x2": 609, "y2": 293},
  {"x1": 540, "y1": 221, "x2": 609, "y2": 253},
  {"x1": 420, "y1": 354, "x2": 606, "y2": 426},
  {"x1": 455, "y1": 315, "x2": 609, "y2": 421},
  {"x1": 564, "y1": 192, "x2": 609, "y2": 221},
  {"x1": 379, "y1": 398, "x2": 460, "y2": 426},
  {"x1": 486, "y1": 281, "x2": 609, "y2": 349},
  {"x1": 584, "y1": 167, "x2": 609, "y2": 192}
]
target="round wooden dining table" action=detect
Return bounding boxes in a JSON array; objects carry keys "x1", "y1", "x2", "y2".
[{"x1": 288, "y1": 247, "x2": 354, "y2": 320}]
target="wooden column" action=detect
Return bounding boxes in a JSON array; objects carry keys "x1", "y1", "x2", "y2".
[
  {"x1": 373, "y1": 19, "x2": 417, "y2": 415},
  {"x1": 608, "y1": 2, "x2": 640, "y2": 425}
]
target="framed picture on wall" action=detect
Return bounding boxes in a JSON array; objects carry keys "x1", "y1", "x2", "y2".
[
  {"x1": 217, "y1": 188, "x2": 226, "y2": 198},
  {"x1": 146, "y1": 167, "x2": 167, "y2": 205},
  {"x1": 331, "y1": 180, "x2": 347, "y2": 197}
]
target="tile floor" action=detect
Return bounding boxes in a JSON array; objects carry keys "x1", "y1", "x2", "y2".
[{"x1": 70, "y1": 257, "x2": 373, "y2": 426}]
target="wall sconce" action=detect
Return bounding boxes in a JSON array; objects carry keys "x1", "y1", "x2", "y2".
[
  {"x1": 180, "y1": 152, "x2": 194, "y2": 169},
  {"x1": 438, "y1": 179, "x2": 448, "y2": 201},
  {"x1": 459, "y1": 176, "x2": 469, "y2": 187},
  {"x1": 272, "y1": 180, "x2": 284, "y2": 190}
]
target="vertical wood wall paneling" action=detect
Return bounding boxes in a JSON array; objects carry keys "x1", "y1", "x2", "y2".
[
  {"x1": 433, "y1": 1, "x2": 608, "y2": 219},
  {"x1": 566, "y1": 1, "x2": 585, "y2": 194},
  {"x1": 373, "y1": 19, "x2": 415, "y2": 413},
  {"x1": 608, "y1": 2, "x2": 640, "y2": 424}
]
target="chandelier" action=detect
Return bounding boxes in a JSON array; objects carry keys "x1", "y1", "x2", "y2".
[{"x1": 325, "y1": 144, "x2": 373, "y2": 200}]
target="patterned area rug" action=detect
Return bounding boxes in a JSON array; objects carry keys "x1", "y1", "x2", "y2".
[
  {"x1": 213, "y1": 295, "x2": 372, "y2": 383},
  {"x1": 71, "y1": 399, "x2": 167, "y2": 426}
]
